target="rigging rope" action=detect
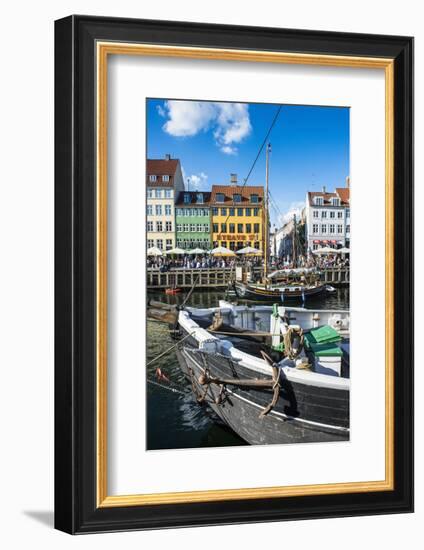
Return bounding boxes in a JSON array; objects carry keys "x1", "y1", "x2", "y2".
[{"x1": 146, "y1": 331, "x2": 195, "y2": 367}]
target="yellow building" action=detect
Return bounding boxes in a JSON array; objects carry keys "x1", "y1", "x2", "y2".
[{"x1": 210, "y1": 180, "x2": 265, "y2": 252}]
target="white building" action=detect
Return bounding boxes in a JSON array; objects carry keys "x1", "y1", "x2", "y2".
[
  {"x1": 146, "y1": 155, "x2": 185, "y2": 251},
  {"x1": 305, "y1": 183, "x2": 350, "y2": 255}
]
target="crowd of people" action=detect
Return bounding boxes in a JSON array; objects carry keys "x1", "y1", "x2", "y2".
[{"x1": 147, "y1": 252, "x2": 349, "y2": 272}]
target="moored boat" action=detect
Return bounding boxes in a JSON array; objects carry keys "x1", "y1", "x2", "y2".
[{"x1": 170, "y1": 300, "x2": 349, "y2": 445}]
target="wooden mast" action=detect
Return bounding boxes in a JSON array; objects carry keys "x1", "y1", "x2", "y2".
[
  {"x1": 264, "y1": 143, "x2": 270, "y2": 282},
  {"x1": 293, "y1": 213, "x2": 297, "y2": 267}
]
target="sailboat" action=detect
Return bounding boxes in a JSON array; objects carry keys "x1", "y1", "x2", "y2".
[{"x1": 232, "y1": 143, "x2": 332, "y2": 303}]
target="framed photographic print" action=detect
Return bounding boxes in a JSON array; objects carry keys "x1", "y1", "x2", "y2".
[{"x1": 54, "y1": 15, "x2": 414, "y2": 533}]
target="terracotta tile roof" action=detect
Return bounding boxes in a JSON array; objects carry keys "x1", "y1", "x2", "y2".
[
  {"x1": 335, "y1": 187, "x2": 350, "y2": 205},
  {"x1": 210, "y1": 185, "x2": 264, "y2": 205},
  {"x1": 175, "y1": 191, "x2": 212, "y2": 206},
  {"x1": 308, "y1": 189, "x2": 349, "y2": 206},
  {"x1": 146, "y1": 158, "x2": 179, "y2": 187}
]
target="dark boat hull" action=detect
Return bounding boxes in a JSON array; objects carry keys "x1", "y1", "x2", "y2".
[
  {"x1": 233, "y1": 281, "x2": 328, "y2": 302},
  {"x1": 175, "y1": 328, "x2": 349, "y2": 446}
]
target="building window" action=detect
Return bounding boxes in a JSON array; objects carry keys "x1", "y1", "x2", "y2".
[
  {"x1": 312, "y1": 243, "x2": 318, "y2": 250},
  {"x1": 156, "y1": 189, "x2": 163, "y2": 198},
  {"x1": 253, "y1": 208, "x2": 259, "y2": 216},
  {"x1": 213, "y1": 223, "x2": 218, "y2": 233},
  {"x1": 165, "y1": 221, "x2": 172, "y2": 231},
  {"x1": 147, "y1": 189, "x2": 153, "y2": 198},
  {"x1": 204, "y1": 224, "x2": 209, "y2": 232},
  {"x1": 312, "y1": 224, "x2": 319, "y2": 234},
  {"x1": 321, "y1": 224, "x2": 327, "y2": 234},
  {"x1": 337, "y1": 224, "x2": 343, "y2": 234},
  {"x1": 149, "y1": 175, "x2": 157, "y2": 182},
  {"x1": 166, "y1": 238, "x2": 172, "y2": 249},
  {"x1": 221, "y1": 208, "x2": 227, "y2": 216},
  {"x1": 155, "y1": 205, "x2": 162, "y2": 215},
  {"x1": 346, "y1": 224, "x2": 350, "y2": 233},
  {"x1": 196, "y1": 193, "x2": 203, "y2": 203},
  {"x1": 229, "y1": 241, "x2": 236, "y2": 251},
  {"x1": 315, "y1": 197, "x2": 323, "y2": 205},
  {"x1": 176, "y1": 224, "x2": 182, "y2": 232},
  {"x1": 190, "y1": 224, "x2": 196, "y2": 232},
  {"x1": 162, "y1": 175, "x2": 170, "y2": 182},
  {"x1": 337, "y1": 211, "x2": 343, "y2": 218},
  {"x1": 183, "y1": 224, "x2": 189, "y2": 232},
  {"x1": 346, "y1": 208, "x2": 350, "y2": 218},
  {"x1": 254, "y1": 241, "x2": 260, "y2": 249},
  {"x1": 250, "y1": 194, "x2": 258, "y2": 203},
  {"x1": 253, "y1": 223, "x2": 260, "y2": 233},
  {"x1": 229, "y1": 223, "x2": 235, "y2": 234},
  {"x1": 321, "y1": 211, "x2": 327, "y2": 218},
  {"x1": 165, "y1": 189, "x2": 172, "y2": 198},
  {"x1": 147, "y1": 239, "x2": 154, "y2": 248},
  {"x1": 165, "y1": 204, "x2": 172, "y2": 216},
  {"x1": 216, "y1": 193, "x2": 225, "y2": 203},
  {"x1": 147, "y1": 221, "x2": 153, "y2": 232},
  {"x1": 246, "y1": 223, "x2": 252, "y2": 233},
  {"x1": 233, "y1": 193, "x2": 241, "y2": 203},
  {"x1": 212, "y1": 207, "x2": 218, "y2": 215},
  {"x1": 184, "y1": 193, "x2": 190, "y2": 204},
  {"x1": 156, "y1": 239, "x2": 163, "y2": 250},
  {"x1": 229, "y1": 207, "x2": 235, "y2": 216},
  {"x1": 245, "y1": 208, "x2": 251, "y2": 216},
  {"x1": 221, "y1": 223, "x2": 227, "y2": 233},
  {"x1": 156, "y1": 221, "x2": 163, "y2": 232},
  {"x1": 147, "y1": 205, "x2": 153, "y2": 216},
  {"x1": 184, "y1": 209, "x2": 190, "y2": 217},
  {"x1": 237, "y1": 208, "x2": 243, "y2": 216},
  {"x1": 330, "y1": 211, "x2": 335, "y2": 218},
  {"x1": 332, "y1": 198, "x2": 340, "y2": 206},
  {"x1": 313, "y1": 210, "x2": 319, "y2": 218},
  {"x1": 237, "y1": 223, "x2": 244, "y2": 233},
  {"x1": 329, "y1": 224, "x2": 335, "y2": 234},
  {"x1": 176, "y1": 208, "x2": 181, "y2": 216}
]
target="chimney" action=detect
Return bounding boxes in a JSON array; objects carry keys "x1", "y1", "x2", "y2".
[
  {"x1": 322, "y1": 185, "x2": 326, "y2": 193},
  {"x1": 165, "y1": 153, "x2": 171, "y2": 161},
  {"x1": 346, "y1": 176, "x2": 350, "y2": 188},
  {"x1": 230, "y1": 173, "x2": 237, "y2": 186}
]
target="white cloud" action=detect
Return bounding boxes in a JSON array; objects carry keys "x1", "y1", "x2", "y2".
[
  {"x1": 160, "y1": 100, "x2": 251, "y2": 154},
  {"x1": 280, "y1": 201, "x2": 305, "y2": 226},
  {"x1": 182, "y1": 167, "x2": 208, "y2": 190}
]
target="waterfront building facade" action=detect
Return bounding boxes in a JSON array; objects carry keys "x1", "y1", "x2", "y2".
[
  {"x1": 305, "y1": 182, "x2": 350, "y2": 255},
  {"x1": 146, "y1": 155, "x2": 185, "y2": 251},
  {"x1": 175, "y1": 191, "x2": 212, "y2": 250},
  {"x1": 210, "y1": 177, "x2": 265, "y2": 252}
]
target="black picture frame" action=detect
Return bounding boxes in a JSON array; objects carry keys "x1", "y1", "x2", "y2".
[{"x1": 55, "y1": 15, "x2": 414, "y2": 534}]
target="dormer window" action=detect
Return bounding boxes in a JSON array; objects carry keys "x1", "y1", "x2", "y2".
[
  {"x1": 332, "y1": 198, "x2": 340, "y2": 206},
  {"x1": 216, "y1": 193, "x2": 225, "y2": 203},
  {"x1": 250, "y1": 194, "x2": 258, "y2": 203},
  {"x1": 233, "y1": 193, "x2": 242, "y2": 203},
  {"x1": 183, "y1": 193, "x2": 191, "y2": 204},
  {"x1": 196, "y1": 193, "x2": 203, "y2": 204},
  {"x1": 162, "y1": 175, "x2": 170, "y2": 182},
  {"x1": 149, "y1": 175, "x2": 157, "y2": 182},
  {"x1": 315, "y1": 197, "x2": 323, "y2": 206}
]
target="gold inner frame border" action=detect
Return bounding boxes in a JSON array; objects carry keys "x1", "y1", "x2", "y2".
[{"x1": 96, "y1": 42, "x2": 394, "y2": 508}]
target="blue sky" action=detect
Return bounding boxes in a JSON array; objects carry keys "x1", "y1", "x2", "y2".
[{"x1": 147, "y1": 99, "x2": 349, "y2": 226}]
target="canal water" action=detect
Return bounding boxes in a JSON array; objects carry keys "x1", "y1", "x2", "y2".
[{"x1": 146, "y1": 288, "x2": 349, "y2": 450}]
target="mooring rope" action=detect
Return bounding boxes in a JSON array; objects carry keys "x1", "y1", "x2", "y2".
[
  {"x1": 146, "y1": 331, "x2": 195, "y2": 367},
  {"x1": 147, "y1": 378, "x2": 188, "y2": 396}
]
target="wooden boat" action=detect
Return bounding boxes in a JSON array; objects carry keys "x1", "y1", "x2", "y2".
[{"x1": 171, "y1": 300, "x2": 350, "y2": 446}]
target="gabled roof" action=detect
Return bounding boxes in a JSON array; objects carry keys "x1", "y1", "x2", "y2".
[
  {"x1": 210, "y1": 185, "x2": 264, "y2": 205},
  {"x1": 308, "y1": 188, "x2": 349, "y2": 206},
  {"x1": 146, "y1": 158, "x2": 180, "y2": 187},
  {"x1": 335, "y1": 187, "x2": 350, "y2": 205},
  {"x1": 175, "y1": 191, "x2": 211, "y2": 206}
]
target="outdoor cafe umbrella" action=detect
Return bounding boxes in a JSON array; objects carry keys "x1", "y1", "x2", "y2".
[
  {"x1": 236, "y1": 246, "x2": 262, "y2": 255},
  {"x1": 313, "y1": 247, "x2": 338, "y2": 254},
  {"x1": 187, "y1": 247, "x2": 207, "y2": 254},
  {"x1": 147, "y1": 246, "x2": 163, "y2": 256},
  {"x1": 338, "y1": 247, "x2": 350, "y2": 254},
  {"x1": 164, "y1": 247, "x2": 187, "y2": 255},
  {"x1": 210, "y1": 246, "x2": 236, "y2": 256}
]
